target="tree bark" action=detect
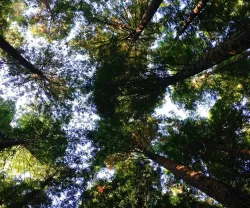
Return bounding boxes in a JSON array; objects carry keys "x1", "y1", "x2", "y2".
[
  {"x1": 164, "y1": 22, "x2": 250, "y2": 86},
  {"x1": 176, "y1": 0, "x2": 210, "y2": 39},
  {"x1": 144, "y1": 150, "x2": 250, "y2": 208},
  {"x1": 0, "y1": 35, "x2": 46, "y2": 79},
  {"x1": 132, "y1": 0, "x2": 163, "y2": 41}
]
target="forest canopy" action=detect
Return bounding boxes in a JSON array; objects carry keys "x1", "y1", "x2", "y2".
[{"x1": 0, "y1": 0, "x2": 249, "y2": 207}]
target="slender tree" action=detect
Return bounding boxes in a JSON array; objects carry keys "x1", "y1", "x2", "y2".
[
  {"x1": 164, "y1": 22, "x2": 250, "y2": 86},
  {"x1": 132, "y1": 0, "x2": 163, "y2": 41},
  {"x1": 143, "y1": 150, "x2": 250, "y2": 208},
  {"x1": 88, "y1": 115, "x2": 250, "y2": 207},
  {"x1": 93, "y1": 22, "x2": 250, "y2": 117},
  {"x1": 0, "y1": 35, "x2": 46, "y2": 79},
  {"x1": 176, "y1": 0, "x2": 210, "y2": 39},
  {"x1": 0, "y1": 102, "x2": 68, "y2": 163}
]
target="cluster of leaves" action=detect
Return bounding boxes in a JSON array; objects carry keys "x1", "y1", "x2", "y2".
[
  {"x1": 0, "y1": 98, "x2": 71, "y2": 207},
  {"x1": 92, "y1": 38, "x2": 165, "y2": 118}
]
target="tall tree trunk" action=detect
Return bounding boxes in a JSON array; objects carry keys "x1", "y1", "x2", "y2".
[
  {"x1": 144, "y1": 150, "x2": 250, "y2": 208},
  {"x1": 176, "y1": 0, "x2": 210, "y2": 39},
  {"x1": 164, "y1": 22, "x2": 250, "y2": 86},
  {"x1": 0, "y1": 35, "x2": 46, "y2": 79},
  {"x1": 132, "y1": 0, "x2": 163, "y2": 41}
]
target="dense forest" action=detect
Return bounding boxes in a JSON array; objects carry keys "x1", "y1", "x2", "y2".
[{"x1": 0, "y1": 0, "x2": 249, "y2": 207}]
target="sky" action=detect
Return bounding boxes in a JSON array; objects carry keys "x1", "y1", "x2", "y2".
[{"x1": 155, "y1": 94, "x2": 213, "y2": 118}]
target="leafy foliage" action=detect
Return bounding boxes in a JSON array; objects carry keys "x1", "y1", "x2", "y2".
[{"x1": 0, "y1": 0, "x2": 250, "y2": 207}]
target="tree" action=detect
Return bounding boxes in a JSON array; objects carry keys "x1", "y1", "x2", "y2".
[
  {"x1": 144, "y1": 150, "x2": 250, "y2": 208},
  {"x1": 87, "y1": 114, "x2": 250, "y2": 207},
  {"x1": 0, "y1": 35, "x2": 74, "y2": 101},
  {"x1": 167, "y1": 22, "x2": 250, "y2": 84},
  {"x1": 1, "y1": 0, "x2": 250, "y2": 207},
  {"x1": 131, "y1": 0, "x2": 163, "y2": 41},
  {"x1": 0, "y1": 145, "x2": 54, "y2": 207},
  {"x1": 92, "y1": 21, "x2": 250, "y2": 118},
  {"x1": 0, "y1": 35, "x2": 46, "y2": 79},
  {"x1": 176, "y1": 0, "x2": 210, "y2": 39},
  {"x1": 81, "y1": 158, "x2": 170, "y2": 208},
  {"x1": 81, "y1": 157, "x2": 218, "y2": 207},
  {"x1": 0, "y1": 100, "x2": 68, "y2": 164},
  {"x1": 154, "y1": 97, "x2": 250, "y2": 190},
  {"x1": 0, "y1": 151, "x2": 75, "y2": 208}
]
